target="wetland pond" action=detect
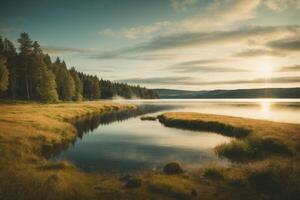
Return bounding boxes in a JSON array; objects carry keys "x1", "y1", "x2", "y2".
[{"x1": 51, "y1": 99, "x2": 300, "y2": 173}]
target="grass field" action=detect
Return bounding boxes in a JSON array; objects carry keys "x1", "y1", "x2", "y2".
[
  {"x1": 158, "y1": 112, "x2": 300, "y2": 199},
  {"x1": 0, "y1": 101, "x2": 139, "y2": 200},
  {"x1": 0, "y1": 105, "x2": 299, "y2": 200}
]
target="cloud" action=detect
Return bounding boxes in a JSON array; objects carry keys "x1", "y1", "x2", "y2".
[
  {"x1": 267, "y1": 37, "x2": 300, "y2": 51},
  {"x1": 129, "y1": 25, "x2": 300, "y2": 52},
  {"x1": 264, "y1": 0, "x2": 300, "y2": 11},
  {"x1": 208, "y1": 76, "x2": 300, "y2": 85},
  {"x1": 170, "y1": 0, "x2": 198, "y2": 12},
  {"x1": 93, "y1": 25, "x2": 300, "y2": 59},
  {"x1": 234, "y1": 49, "x2": 286, "y2": 57},
  {"x1": 98, "y1": 22, "x2": 172, "y2": 40},
  {"x1": 42, "y1": 45, "x2": 96, "y2": 55},
  {"x1": 98, "y1": 28, "x2": 115, "y2": 37},
  {"x1": 90, "y1": 50, "x2": 175, "y2": 60},
  {"x1": 174, "y1": 59, "x2": 229, "y2": 66},
  {"x1": 167, "y1": 65, "x2": 250, "y2": 73},
  {"x1": 179, "y1": 0, "x2": 261, "y2": 31},
  {"x1": 119, "y1": 22, "x2": 172, "y2": 39},
  {"x1": 118, "y1": 76, "x2": 191, "y2": 84},
  {"x1": 166, "y1": 59, "x2": 249, "y2": 73},
  {"x1": 99, "y1": 0, "x2": 262, "y2": 39},
  {"x1": 117, "y1": 76, "x2": 300, "y2": 86},
  {"x1": 277, "y1": 65, "x2": 300, "y2": 72},
  {"x1": 135, "y1": 54, "x2": 176, "y2": 60}
]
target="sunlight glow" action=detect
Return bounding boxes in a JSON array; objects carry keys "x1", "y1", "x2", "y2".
[
  {"x1": 261, "y1": 99, "x2": 271, "y2": 114},
  {"x1": 257, "y1": 64, "x2": 274, "y2": 78},
  {"x1": 254, "y1": 57, "x2": 278, "y2": 80}
]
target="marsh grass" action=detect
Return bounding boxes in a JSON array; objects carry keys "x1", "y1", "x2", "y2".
[
  {"x1": 0, "y1": 101, "x2": 137, "y2": 200},
  {"x1": 147, "y1": 175, "x2": 194, "y2": 200},
  {"x1": 156, "y1": 112, "x2": 300, "y2": 199},
  {"x1": 203, "y1": 165, "x2": 226, "y2": 180},
  {"x1": 38, "y1": 160, "x2": 75, "y2": 170},
  {"x1": 246, "y1": 160, "x2": 300, "y2": 200},
  {"x1": 159, "y1": 112, "x2": 299, "y2": 162},
  {"x1": 158, "y1": 114, "x2": 250, "y2": 138},
  {"x1": 1, "y1": 107, "x2": 299, "y2": 200},
  {"x1": 216, "y1": 137, "x2": 293, "y2": 161},
  {"x1": 140, "y1": 116, "x2": 157, "y2": 121}
]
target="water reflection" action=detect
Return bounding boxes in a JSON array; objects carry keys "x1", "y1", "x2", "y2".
[
  {"x1": 47, "y1": 105, "x2": 175, "y2": 158},
  {"x1": 72, "y1": 104, "x2": 175, "y2": 138},
  {"x1": 51, "y1": 99, "x2": 300, "y2": 173},
  {"x1": 261, "y1": 99, "x2": 271, "y2": 115},
  {"x1": 128, "y1": 99, "x2": 300, "y2": 124},
  {"x1": 51, "y1": 104, "x2": 231, "y2": 173}
]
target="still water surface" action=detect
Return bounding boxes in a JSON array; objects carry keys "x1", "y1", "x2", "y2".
[{"x1": 52, "y1": 99, "x2": 300, "y2": 173}]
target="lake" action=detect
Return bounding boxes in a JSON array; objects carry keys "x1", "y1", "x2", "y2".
[{"x1": 51, "y1": 99, "x2": 300, "y2": 173}]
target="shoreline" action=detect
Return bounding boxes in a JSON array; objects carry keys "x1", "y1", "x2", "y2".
[{"x1": 0, "y1": 104, "x2": 299, "y2": 200}]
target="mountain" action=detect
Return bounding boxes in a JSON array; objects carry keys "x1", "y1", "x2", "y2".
[{"x1": 154, "y1": 88, "x2": 300, "y2": 99}]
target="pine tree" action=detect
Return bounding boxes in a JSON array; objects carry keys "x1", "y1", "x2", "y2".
[
  {"x1": 17, "y1": 33, "x2": 33, "y2": 100},
  {"x1": 70, "y1": 67, "x2": 83, "y2": 101},
  {"x1": 0, "y1": 34, "x2": 158, "y2": 102},
  {"x1": 3, "y1": 38, "x2": 17, "y2": 98},
  {"x1": 0, "y1": 36, "x2": 4, "y2": 54},
  {"x1": 32, "y1": 41, "x2": 58, "y2": 102},
  {"x1": 0, "y1": 56, "x2": 9, "y2": 93},
  {"x1": 53, "y1": 59, "x2": 75, "y2": 101}
]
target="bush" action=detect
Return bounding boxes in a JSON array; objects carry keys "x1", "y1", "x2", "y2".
[
  {"x1": 203, "y1": 165, "x2": 225, "y2": 180},
  {"x1": 216, "y1": 137, "x2": 292, "y2": 162},
  {"x1": 163, "y1": 162, "x2": 184, "y2": 175},
  {"x1": 252, "y1": 136, "x2": 292, "y2": 155},
  {"x1": 216, "y1": 140, "x2": 254, "y2": 161},
  {"x1": 125, "y1": 178, "x2": 142, "y2": 188},
  {"x1": 247, "y1": 162, "x2": 300, "y2": 199},
  {"x1": 148, "y1": 180, "x2": 192, "y2": 200}
]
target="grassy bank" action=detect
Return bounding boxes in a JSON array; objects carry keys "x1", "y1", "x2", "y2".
[
  {"x1": 1, "y1": 106, "x2": 299, "y2": 200},
  {"x1": 157, "y1": 112, "x2": 300, "y2": 199},
  {"x1": 0, "y1": 101, "x2": 139, "y2": 200},
  {"x1": 158, "y1": 112, "x2": 300, "y2": 161}
]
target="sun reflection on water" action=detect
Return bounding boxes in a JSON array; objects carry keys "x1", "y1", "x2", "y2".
[{"x1": 261, "y1": 99, "x2": 271, "y2": 115}]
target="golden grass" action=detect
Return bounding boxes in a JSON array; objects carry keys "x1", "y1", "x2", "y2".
[
  {"x1": 0, "y1": 101, "x2": 138, "y2": 200},
  {"x1": 159, "y1": 112, "x2": 300, "y2": 156},
  {"x1": 159, "y1": 112, "x2": 300, "y2": 141},
  {"x1": 0, "y1": 101, "x2": 136, "y2": 158},
  {"x1": 1, "y1": 106, "x2": 299, "y2": 200},
  {"x1": 157, "y1": 112, "x2": 300, "y2": 199}
]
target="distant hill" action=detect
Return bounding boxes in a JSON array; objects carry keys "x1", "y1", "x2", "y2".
[{"x1": 154, "y1": 88, "x2": 300, "y2": 99}]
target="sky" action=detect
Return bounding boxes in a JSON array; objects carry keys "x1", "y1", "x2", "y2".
[{"x1": 1, "y1": 0, "x2": 300, "y2": 90}]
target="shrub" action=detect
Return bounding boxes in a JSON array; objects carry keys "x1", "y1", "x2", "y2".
[
  {"x1": 163, "y1": 162, "x2": 184, "y2": 175},
  {"x1": 246, "y1": 162, "x2": 300, "y2": 200},
  {"x1": 251, "y1": 136, "x2": 292, "y2": 155},
  {"x1": 203, "y1": 165, "x2": 225, "y2": 180},
  {"x1": 216, "y1": 137, "x2": 292, "y2": 162},
  {"x1": 125, "y1": 178, "x2": 142, "y2": 188},
  {"x1": 216, "y1": 140, "x2": 255, "y2": 161},
  {"x1": 148, "y1": 180, "x2": 192, "y2": 200}
]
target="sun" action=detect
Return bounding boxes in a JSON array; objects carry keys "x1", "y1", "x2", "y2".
[
  {"x1": 257, "y1": 65, "x2": 273, "y2": 78},
  {"x1": 255, "y1": 58, "x2": 276, "y2": 79}
]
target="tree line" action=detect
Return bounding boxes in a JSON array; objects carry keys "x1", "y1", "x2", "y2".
[{"x1": 0, "y1": 33, "x2": 158, "y2": 102}]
